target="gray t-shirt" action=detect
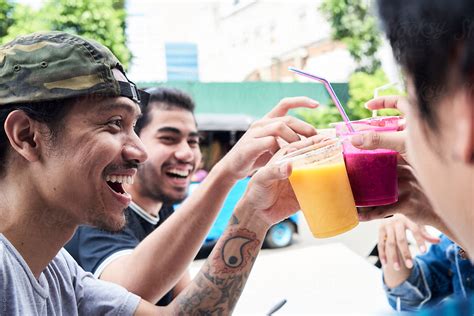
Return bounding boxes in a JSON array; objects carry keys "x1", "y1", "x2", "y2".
[{"x1": 0, "y1": 234, "x2": 140, "y2": 315}]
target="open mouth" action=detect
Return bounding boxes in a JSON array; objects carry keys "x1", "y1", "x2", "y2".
[
  {"x1": 106, "y1": 175, "x2": 133, "y2": 194},
  {"x1": 165, "y1": 168, "x2": 191, "y2": 179}
]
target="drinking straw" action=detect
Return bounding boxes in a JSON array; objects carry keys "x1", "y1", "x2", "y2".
[
  {"x1": 373, "y1": 82, "x2": 400, "y2": 117},
  {"x1": 289, "y1": 67, "x2": 355, "y2": 133}
]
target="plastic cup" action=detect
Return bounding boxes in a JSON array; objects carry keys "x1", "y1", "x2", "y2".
[
  {"x1": 335, "y1": 116, "x2": 400, "y2": 207},
  {"x1": 281, "y1": 139, "x2": 359, "y2": 238}
]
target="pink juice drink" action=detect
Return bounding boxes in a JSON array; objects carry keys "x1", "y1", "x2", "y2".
[
  {"x1": 343, "y1": 145, "x2": 398, "y2": 206},
  {"x1": 336, "y1": 117, "x2": 400, "y2": 207}
]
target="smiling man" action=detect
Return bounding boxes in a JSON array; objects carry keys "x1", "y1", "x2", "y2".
[
  {"x1": 66, "y1": 87, "x2": 202, "y2": 305},
  {"x1": 0, "y1": 31, "x2": 322, "y2": 315},
  {"x1": 0, "y1": 31, "x2": 149, "y2": 315}
]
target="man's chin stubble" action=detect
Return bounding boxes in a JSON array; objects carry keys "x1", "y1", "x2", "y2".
[{"x1": 91, "y1": 212, "x2": 127, "y2": 233}]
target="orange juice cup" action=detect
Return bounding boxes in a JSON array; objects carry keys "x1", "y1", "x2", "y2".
[{"x1": 281, "y1": 139, "x2": 359, "y2": 238}]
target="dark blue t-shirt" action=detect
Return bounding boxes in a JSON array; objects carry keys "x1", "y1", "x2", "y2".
[{"x1": 65, "y1": 203, "x2": 175, "y2": 306}]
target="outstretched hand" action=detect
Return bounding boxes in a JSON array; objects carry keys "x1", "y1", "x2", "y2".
[
  {"x1": 240, "y1": 135, "x2": 330, "y2": 226},
  {"x1": 219, "y1": 97, "x2": 318, "y2": 182}
]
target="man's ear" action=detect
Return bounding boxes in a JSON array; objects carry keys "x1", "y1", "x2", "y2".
[
  {"x1": 451, "y1": 88, "x2": 474, "y2": 164},
  {"x1": 4, "y1": 110, "x2": 42, "y2": 162}
]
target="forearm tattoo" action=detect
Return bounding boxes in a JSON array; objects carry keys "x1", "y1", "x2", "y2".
[{"x1": 175, "y1": 215, "x2": 262, "y2": 315}]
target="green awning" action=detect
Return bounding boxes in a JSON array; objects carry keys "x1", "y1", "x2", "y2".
[{"x1": 139, "y1": 81, "x2": 349, "y2": 118}]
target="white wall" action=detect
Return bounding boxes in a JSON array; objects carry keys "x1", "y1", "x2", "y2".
[
  {"x1": 126, "y1": 0, "x2": 397, "y2": 83},
  {"x1": 202, "y1": 0, "x2": 335, "y2": 81},
  {"x1": 127, "y1": 0, "x2": 218, "y2": 82}
]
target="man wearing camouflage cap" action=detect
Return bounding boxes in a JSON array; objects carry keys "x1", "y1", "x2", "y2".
[{"x1": 0, "y1": 31, "x2": 322, "y2": 314}]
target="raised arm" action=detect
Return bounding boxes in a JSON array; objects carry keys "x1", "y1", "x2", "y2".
[
  {"x1": 99, "y1": 97, "x2": 319, "y2": 303},
  {"x1": 168, "y1": 136, "x2": 319, "y2": 314},
  {"x1": 134, "y1": 135, "x2": 325, "y2": 315}
]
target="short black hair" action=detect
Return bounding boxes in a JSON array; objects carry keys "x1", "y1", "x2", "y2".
[
  {"x1": 134, "y1": 87, "x2": 196, "y2": 135},
  {"x1": 377, "y1": 0, "x2": 474, "y2": 130},
  {"x1": 0, "y1": 98, "x2": 76, "y2": 176}
]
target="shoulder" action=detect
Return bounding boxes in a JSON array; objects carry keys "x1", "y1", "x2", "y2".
[
  {"x1": 64, "y1": 209, "x2": 141, "y2": 274},
  {"x1": 0, "y1": 236, "x2": 22, "y2": 280},
  {"x1": 53, "y1": 248, "x2": 84, "y2": 278},
  {"x1": 0, "y1": 235, "x2": 32, "y2": 277},
  {"x1": 65, "y1": 223, "x2": 138, "y2": 259},
  {"x1": 0, "y1": 236, "x2": 13, "y2": 264},
  {"x1": 56, "y1": 249, "x2": 142, "y2": 315}
]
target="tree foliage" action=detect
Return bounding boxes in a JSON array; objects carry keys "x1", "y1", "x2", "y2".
[
  {"x1": 295, "y1": 70, "x2": 402, "y2": 128},
  {"x1": 45, "y1": 0, "x2": 130, "y2": 67},
  {"x1": 1, "y1": 0, "x2": 130, "y2": 68},
  {"x1": 294, "y1": 106, "x2": 342, "y2": 129},
  {"x1": 320, "y1": 0, "x2": 382, "y2": 74},
  {"x1": 1, "y1": 4, "x2": 50, "y2": 43},
  {"x1": 294, "y1": 0, "x2": 400, "y2": 129},
  {"x1": 347, "y1": 69, "x2": 402, "y2": 119},
  {"x1": 0, "y1": 0, "x2": 14, "y2": 38}
]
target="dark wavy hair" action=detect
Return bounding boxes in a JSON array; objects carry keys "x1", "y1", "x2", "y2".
[
  {"x1": 377, "y1": 0, "x2": 474, "y2": 130},
  {"x1": 134, "y1": 87, "x2": 195, "y2": 135},
  {"x1": 0, "y1": 99, "x2": 77, "y2": 176}
]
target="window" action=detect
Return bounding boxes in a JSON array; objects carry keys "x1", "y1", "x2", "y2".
[{"x1": 165, "y1": 42, "x2": 199, "y2": 81}]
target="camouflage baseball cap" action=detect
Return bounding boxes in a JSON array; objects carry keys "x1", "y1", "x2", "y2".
[{"x1": 0, "y1": 31, "x2": 148, "y2": 106}]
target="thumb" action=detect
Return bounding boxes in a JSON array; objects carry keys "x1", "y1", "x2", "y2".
[{"x1": 350, "y1": 130, "x2": 406, "y2": 153}]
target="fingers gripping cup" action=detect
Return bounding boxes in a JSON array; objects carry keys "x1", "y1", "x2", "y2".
[
  {"x1": 282, "y1": 139, "x2": 359, "y2": 238},
  {"x1": 335, "y1": 117, "x2": 400, "y2": 207}
]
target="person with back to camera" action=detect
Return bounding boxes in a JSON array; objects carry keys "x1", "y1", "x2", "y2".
[{"x1": 350, "y1": 0, "x2": 474, "y2": 313}]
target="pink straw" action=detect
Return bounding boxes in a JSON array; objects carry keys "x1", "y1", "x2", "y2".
[{"x1": 289, "y1": 67, "x2": 355, "y2": 133}]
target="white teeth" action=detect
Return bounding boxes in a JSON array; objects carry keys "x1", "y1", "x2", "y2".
[
  {"x1": 167, "y1": 169, "x2": 190, "y2": 177},
  {"x1": 106, "y1": 175, "x2": 134, "y2": 184}
]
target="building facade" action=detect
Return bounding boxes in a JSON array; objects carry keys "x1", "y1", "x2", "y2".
[{"x1": 126, "y1": 0, "x2": 357, "y2": 82}]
